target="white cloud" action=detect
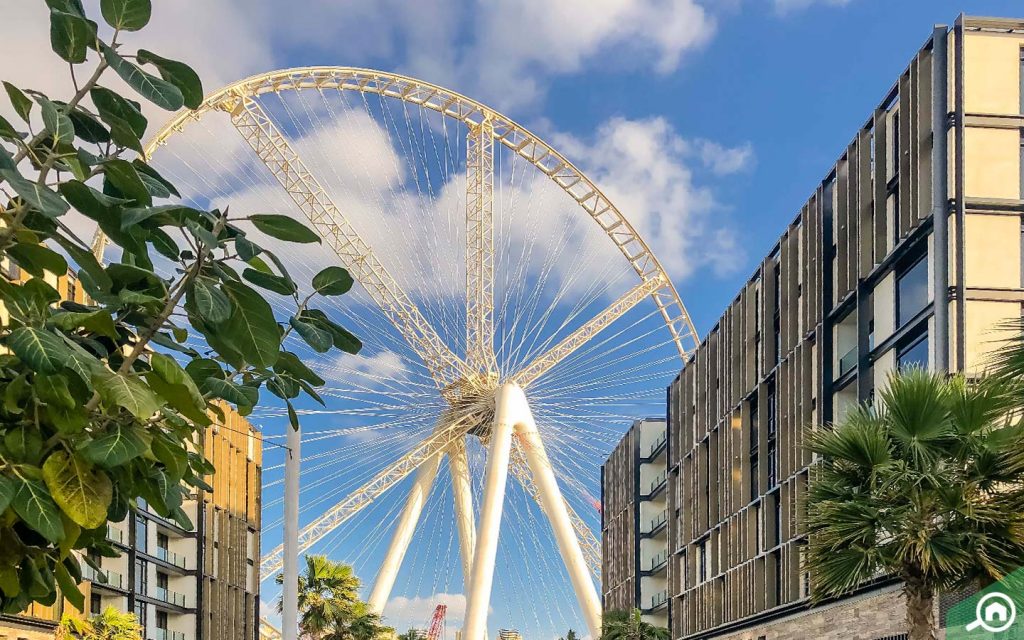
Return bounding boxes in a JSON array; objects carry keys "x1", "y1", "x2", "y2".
[
  {"x1": 549, "y1": 116, "x2": 745, "y2": 279},
  {"x1": 696, "y1": 139, "x2": 755, "y2": 175},
  {"x1": 384, "y1": 592, "x2": 468, "y2": 630}
]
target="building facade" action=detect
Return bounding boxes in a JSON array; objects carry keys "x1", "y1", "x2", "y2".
[
  {"x1": 603, "y1": 15, "x2": 1024, "y2": 640},
  {"x1": 601, "y1": 419, "x2": 669, "y2": 626},
  {"x1": 0, "y1": 264, "x2": 263, "y2": 640}
]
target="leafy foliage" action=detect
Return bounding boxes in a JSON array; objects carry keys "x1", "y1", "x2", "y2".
[
  {"x1": 277, "y1": 555, "x2": 393, "y2": 640},
  {"x1": 0, "y1": 0, "x2": 360, "y2": 614},
  {"x1": 805, "y1": 369, "x2": 1024, "y2": 640},
  {"x1": 59, "y1": 606, "x2": 143, "y2": 640},
  {"x1": 601, "y1": 610, "x2": 668, "y2": 640}
]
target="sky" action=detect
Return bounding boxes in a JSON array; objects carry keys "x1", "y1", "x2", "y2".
[{"x1": 5, "y1": 0, "x2": 1024, "y2": 637}]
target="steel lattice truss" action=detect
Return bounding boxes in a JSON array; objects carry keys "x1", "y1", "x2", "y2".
[{"x1": 113, "y1": 67, "x2": 701, "y2": 639}]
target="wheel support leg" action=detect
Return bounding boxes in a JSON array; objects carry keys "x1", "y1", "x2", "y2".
[
  {"x1": 462, "y1": 385, "x2": 519, "y2": 640},
  {"x1": 449, "y1": 436, "x2": 477, "y2": 586},
  {"x1": 366, "y1": 452, "x2": 442, "y2": 614},
  {"x1": 515, "y1": 403, "x2": 603, "y2": 638}
]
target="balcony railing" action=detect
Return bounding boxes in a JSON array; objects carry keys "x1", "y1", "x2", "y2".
[
  {"x1": 838, "y1": 346, "x2": 857, "y2": 377},
  {"x1": 644, "y1": 550, "x2": 668, "y2": 572},
  {"x1": 644, "y1": 470, "x2": 667, "y2": 496},
  {"x1": 151, "y1": 630, "x2": 185, "y2": 640},
  {"x1": 106, "y1": 524, "x2": 124, "y2": 544},
  {"x1": 154, "y1": 547, "x2": 187, "y2": 569},
  {"x1": 83, "y1": 565, "x2": 124, "y2": 590},
  {"x1": 152, "y1": 587, "x2": 187, "y2": 608},
  {"x1": 643, "y1": 432, "x2": 667, "y2": 458},
  {"x1": 643, "y1": 510, "x2": 667, "y2": 535},
  {"x1": 648, "y1": 590, "x2": 668, "y2": 610}
]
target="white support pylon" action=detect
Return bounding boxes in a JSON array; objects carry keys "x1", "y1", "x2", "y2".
[
  {"x1": 449, "y1": 436, "x2": 477, "y2": 584},
  {"x1": 462, "y1": 385, "x2": 519, "y2": 640},
  {"x1": 366, "y1": 452, "x2": 442, "y2": 614},
  {"x1": 282, "y1": 425, "x2": 300, "y2": 640},
  {"x1": 515, "y1": 416, "x2": 602, "y2": 639}
]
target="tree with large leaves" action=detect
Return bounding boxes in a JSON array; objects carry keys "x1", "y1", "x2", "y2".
[
  {"x1": 0, "y1": 0, "x2": 360, "y2": 613},
  {"x1": 805, "y1": 369, "x2": 1024, "y2": 640},
  {"x1": 600, "y1": 609, "x2": 668, "y2": 640},
  {"x1": 277, "y1": 555, "x2": 392, "y2": 640}
]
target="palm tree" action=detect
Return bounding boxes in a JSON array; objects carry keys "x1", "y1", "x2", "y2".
[
  {"x1": 59, "y1": 607, "x2": 143, "y2": 640},
  {"x1": 277, "y1": 555, "x2": 363, "y2": 640},
  {"x1": 396, "y1": 629, "x2": 421, "y2": 640},
  {"x1": 805, "y1": 369, "x2": 1024, "y2": 640},
  {"x1": 559, "y1": 629, "x2": 580, "y2": 640},
  {"x1": 601, "y1": 609, "x2": 668, "y2": 640}
]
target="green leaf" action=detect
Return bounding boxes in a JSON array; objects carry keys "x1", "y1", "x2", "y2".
[
  {"x1": 102, "y1": 158, "x2": 151, "y2": 206},
  {"x1": 36, "y1": 95, "x2": 75, "y2": 144},
  {"x1": 99, "y1": 0, "x2": 151, "y2": 31},
  {"x1": 275, "y1": 350, "x2": 326, "y2": 386},
  {"x1": 138, "y1": 171, "x2": 171, "y2": 199},
  {"x1": 0, "y1": 169, "x2": 70, "y2": 218},
  {"x1": 249, "y1": 214, "x2": 321, "y2": 244},
  {"x1": 151, "y1": 432, "x2": 188, "y2": 480},
  {"x1": 185, "y1": 358, "x2": 223, "y2": 385},
  {"x1": 220, "y1": 280, "x2": 281, "y2": 368},
  {"x1": 79, "y1": 425, "x2": 150, "y2": 467},
  {"x1": 149, "y1": 228, "x2": 180, "y2": 260},
  {"x1": 48, "y1": 309, "x2": 118, "y2": 340},
  {"x1": 36, "y1": 373, "x2": 76, "y2": 410},
  {"x1": 12, "y1": 479, "x2": 65, "y2": 543},
  {"x1": 7, "y1": 327, "x2": 72, "y2": 374},
  {"x1": 91, "y1": 85, "x2": 147, "y2": 137},
  {"x1": 133, "y1": 160, "x2": 180, "y2": 198},
  {"x1": 3, "y1": 82, "x2": 32, "y2": 123},
  {"x1": 0, "y1": 113, "x2": 19, "y2": 141},
  {"x1": 235, "y1": 235, "x2": 260, "y2": 261},
  {"x1": 301, "y1": 309, "x2": 362, "y2": 354},
  {"x1": 68, "y1": 108, "x2": 110, "y2": 144},
  {"x1": 201, "y1": 377, "x2": 258, "y2": 408},
  {"x1": 151, "y1": 353, "x2": 206, "y2": 409},
  {"x1": 92, "y1": 369, "x2": 160, "y2": 419},
  {"x1": 287, "y1": 401, "x2": 300, "y2": 430},
  {"x1": 120, "y1": 204, "x2": 198, "y2": 229},
  {"x1": 312, "y1": 266, "x2": 354, "y2": 296},
  {"x1": 42, "y1": 451, "x2": 112, "y2": 530},
  {"x1": 243, "y1": 267, "x2": 296, "y2": 296},
  {"x1": 0, "y1": 476, "x2": 15, "y2": 513},
  {"x1": 136, "y1": 50, "x2": 203, "y2": 110},
  {"x1": 187, "y1": 278, "x2": 231, "y2": 324},
  {"x1": 49, "y1": 9, "x2": 96, "y2": 64},
  {"x1": 289, "y1": 316, "x2": 333, "y2": 353},
  {"x1": 54, "y1": 562, "x2": 84, "y2": 612},
  {"x1": 4, "y1": 427, "x2": 42, "y2": 463},
  {"x1": 101, "y1": 44, "x2": 182, "y2": 111},
  {"x1": 7, "y1": 242, "x2": 68, "y2": 278}
]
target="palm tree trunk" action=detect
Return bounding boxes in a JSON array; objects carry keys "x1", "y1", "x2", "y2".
[{"x1": 904, "y1": 580, "x2": 937, "y2": 640}]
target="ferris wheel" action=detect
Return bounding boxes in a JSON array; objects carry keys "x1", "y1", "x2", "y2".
[{"x1": 114, "y1": 68, "x2": 699, "y2": 638}]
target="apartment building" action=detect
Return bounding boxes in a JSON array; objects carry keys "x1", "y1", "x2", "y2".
[
  {"x1": 600, "y1": 419, "x2": 669, "y2": 626},
  {"x1": 0, "y1": 264, "x2": 264, "y2": 640},
  {"x1": 602, "y1": 15, "x2": 1024, "y2": 640}
]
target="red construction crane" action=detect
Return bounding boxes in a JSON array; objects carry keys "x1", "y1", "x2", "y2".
[{"x1": 425, "y1": 604, "x2": 447, "y2": 640}]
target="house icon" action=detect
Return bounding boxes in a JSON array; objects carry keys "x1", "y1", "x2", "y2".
[{"x1": 983, "y1": 600, "x2": 1010, "y2": 624}]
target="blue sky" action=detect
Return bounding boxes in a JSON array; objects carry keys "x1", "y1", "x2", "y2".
[{"x1": 6, "y1": 0, "x2": 1024, "y2": 637}]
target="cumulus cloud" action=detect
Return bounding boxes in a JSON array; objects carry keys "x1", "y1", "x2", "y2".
[
  {"x1": 384, "y1": 592, "x2": 468, "y2": 630},
  {"x1": 695, "y1": 139, "x2": 755, "y2": 175}
]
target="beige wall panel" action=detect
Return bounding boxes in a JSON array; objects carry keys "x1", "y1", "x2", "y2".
[
  {"x1": 964, "y1": 214, "x2": 1022, "y2": 289},
  {"x1": 963, "y1": 127, "x2": 1021, "y2": 199},
  {"x1": 964, "y1": 33, "x2": 1023, "y2": 115},
  {"x1": 965, "y1": 300, "x2": 1020, "y2": 375}
]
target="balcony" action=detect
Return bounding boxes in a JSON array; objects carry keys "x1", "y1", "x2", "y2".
[
  {"x1": 642, "y1": 432, "x2": 668, "y2": 460},
  {"x1": 642, "y1": 550, "x2": 668, "y2": 574},
  {"x1": 641, "y1": 510, "x2": 668, "y2": 537},
  {"x1": 838, "y1": 345, "x2": 857, "y2": 377},
  {"x1": 152, "y1": 587, "x2": 187, "y2": 608},
  {"x1": 642, "y1": 470, "x2": 667, "y2": 498},
  {"x1": 152, "y1": 630, "x2": 185, "y2": 640},
  {"x1": 154, "y1": 547, "x2": 188, "y2": 569},
  {"x1": 107, "y1": 524, "x2": 125, "y2": 545},
  {"x1": 645, "y1": 590, "x2": 668, "y2": 611},
  {"x1": 83, "y1": 566, "x2": 125, "y2": 590}
]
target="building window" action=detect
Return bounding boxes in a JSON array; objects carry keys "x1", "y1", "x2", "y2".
[
  {"x1": 1019, "y1": 132, "x2": 1024, "y2": 201},
  {"x1": 90, "y1": 593, "x2": 101, "y2": 615},
  {"x1": 773, "y1": 262, "x2": 782, "y2": 364},
  {"x1": 134, "y1": 600, "x2": 146, "y2": 628},
  {"x1": 135, "y1": 515, "x2": 147, "y2": 552},
  {"x1": 766, "y1": 382, "x2": 777, "y2": 488},
  {"x1": 1, "y1": 259, "x2": 20, "y2": 281},
  {"x1": 66, "y1": 270, "x2": 77, "y2": 302},
  {"x1": 1020, "y1": 48, "x2": 1024, "y2": 114},
  {"x1": 749, "y1": 398, "x2": 759, "y2": 501},
  {"x1": 697, "y1": 538, "x2": 709, "y2": 583},
  {"x1": 898, "y1": 333, "x2": 929, "y2": 371},
  {"x1": 892, "y1": 110, "x2": 900, "y2": 178},
  {"x1": 135, "y1": 558, "x2": 148, "y2": 594},
  {"x1": 896, "y1": 256, "x2": 928, "y2": 327}
]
